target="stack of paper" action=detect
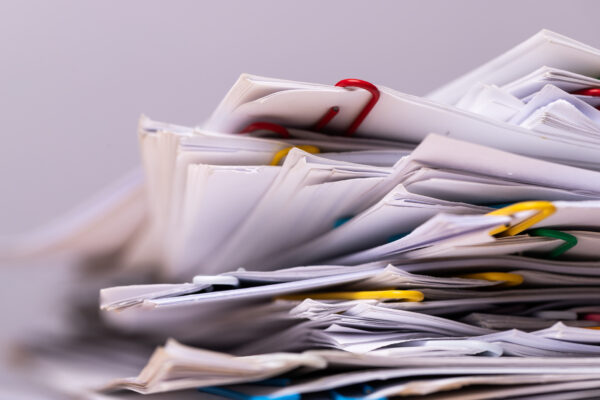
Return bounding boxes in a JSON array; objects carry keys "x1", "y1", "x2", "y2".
[{"x1": 8, "y1": 29, "x2": 600, "y2": 399}]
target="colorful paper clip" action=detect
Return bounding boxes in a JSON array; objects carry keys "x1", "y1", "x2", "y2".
[
  {"x1": 277, "y1": 289, "x2": 424, "y2": 302},
  {"x1": 330, "y1": 385, "x2": 388, "y2": 400},
  {"x1": 240, "y1": 122, "x2": 291, "y2": 139},
  {"x1": 314, "y1": 79, "x2": 380, "y2": 136},
  {"x1": 199, "y1": 382, "x2": 387, "y2": 400},
  {"x1": 486, "y1": 201, "x2": 556, "y2": 237},
  {"x1": 199, "y1": 387, "x2": 300, "y2": 400},
  {"x1": 582, "y1": 313, "x2": 600, "y2": 322},
  {"x1": 314, "y1": 106, "x2": 340, "y2": 132},
  {"x1": 570, "y1": 87, "x2": 600, "y2": 110},
  {"x1": 460, "y1": 272, "x2": 524, "y2": 287},
  {"x1": 388, "y1": 232, "x2": 409, "y2": 242},
  {"x1": 528, "y1": 228, "x2": 578, "y2": 258},
  {"x1": 334, "y1": 215, "x2": 354, "y2": 228},
  {"x1": 269, "y1": 145, "x2": 320, "y2": 166},
  {"x1": 571, "y1": 88, "x2": 600, "y2": 97}
]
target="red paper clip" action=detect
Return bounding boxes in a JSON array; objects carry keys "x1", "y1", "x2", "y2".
[
  {"x1": 571, "y1": 88, "x2": 600, "y2": 97},
  {"x1": 570, "y1": 87, "x2": 600, "y2": 110},
  {"x1": 314, "y1": 106, "x2": 340, "y2": 132},
  {"x1": 240, "y1": 122, "x2": 290, "y2": 139},
  {"x1": 583, "y1": 313, "x2": 600, "y2": 322},
  {"x1": 314, "y1": 79, "x2": 380, "y2": 136}
]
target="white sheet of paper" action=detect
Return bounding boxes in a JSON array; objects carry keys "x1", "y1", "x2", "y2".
[{"x1": 428, "y1": 30, "x2": 600, "y2": 104}]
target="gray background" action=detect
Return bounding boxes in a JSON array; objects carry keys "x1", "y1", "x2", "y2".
[{"x1": 1, "y1": 0, "x2": 600, "y2": 394}]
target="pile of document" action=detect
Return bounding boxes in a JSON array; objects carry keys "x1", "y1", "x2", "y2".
[{"x1": 9, "y1": 29, "x2": 600, "y2": 399}]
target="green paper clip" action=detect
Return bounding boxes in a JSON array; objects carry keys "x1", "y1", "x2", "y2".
[{"x1": 528, "y1": 228, "x2": 577, "y2": 258}]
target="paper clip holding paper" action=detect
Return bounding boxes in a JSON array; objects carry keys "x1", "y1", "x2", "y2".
[
  {"x1": 571, "y1": 88, "x2": 600, "y2": 97},
  {"x1": 460, "y1": 272, "x2": 523, "y2": 287},
  {"x1": 314, "y1": 79, "x2": 380, "y2": 136},
  {"x1": 388, "y1": 232, "x2": 409, "y2": 242},
  {"x1": 199, "y1": 387, "x2": 300, "y2": 400},
  {"x1": 486, "y1": 201, "x2": 556, "y2": 237},
  {"x1": 583, "y1": 314, "x2": 600, "y2": 322},
  {"x1": 570, "y1": 88, "x2": 600, "y2": 110},
  {"x1": 334, "y1": 216, "x2": 354, "y2": 228},
  {"x1": 269, "y1": 145, "x2": 320, "y2": 166},
  {"x1": 277, "y1": 289, "x2": 424, "y2": 302},
  {"x1": 314, "y1": 106, "x2": 340, "y2": 131},
  {"x1": 240, "y1": 122, "x2": 291, "y2": 139},
  {"x1": 528, "y1": 228, "x2": 578, "y2": 259}
]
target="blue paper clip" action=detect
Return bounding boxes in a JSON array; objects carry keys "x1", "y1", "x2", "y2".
[
  {"x1": 200, "y1": 382, "x2": 386, "y2": 400},
  {"x1": 199, "y1": 386, "x2": 300, "y2": 400}
]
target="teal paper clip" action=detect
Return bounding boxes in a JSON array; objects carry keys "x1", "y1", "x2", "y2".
[
  {"x1": 199, "y1": 387, "x2": 300, "y2": 400},
  {"x1": 387, "y1": 232, "x2": 408, "y2": 242},
  {"x1": 334, "y1": 216, "x2": 354, "y2": 228}
]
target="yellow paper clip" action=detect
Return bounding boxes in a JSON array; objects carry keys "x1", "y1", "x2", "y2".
[
  {"x1": 486, "y1": 201, "x2": 556, "y2": 237},
  {"x1": 277, "y1": 289, "x2": 424, "y2": 302},
  {"x1": 460, "y1": 272, "x2": 524, "y2": 287},
  {"x1": 270, "y1": 145, "x2": 320, "y2": 166}
]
